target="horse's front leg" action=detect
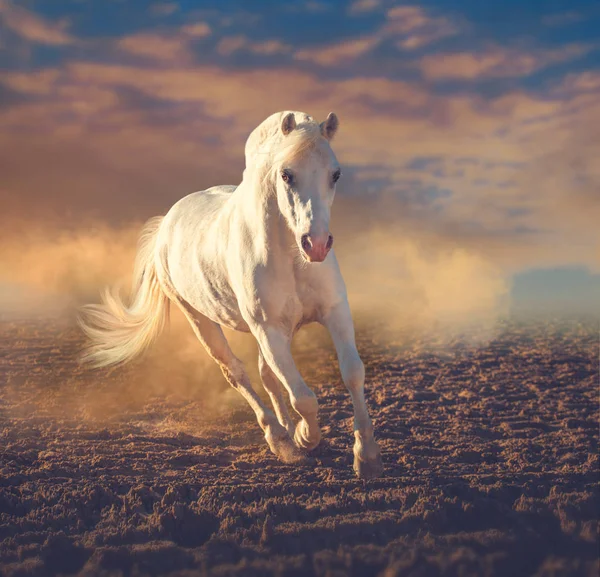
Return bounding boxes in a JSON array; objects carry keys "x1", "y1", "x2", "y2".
[
  {"x1": 254, "y1": 326, "x2": 321, "y2": 451},
  {"x1": 323, "y1": 300, "x2": 383, "y2": 479},
  {"x1": 174, "y1": 299, "x2": 303, "y2": 464}
]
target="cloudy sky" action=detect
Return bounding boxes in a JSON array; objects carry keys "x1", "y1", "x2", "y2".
[{"x1": 1, "y1": 0, "x2": 598, "y2": 314}]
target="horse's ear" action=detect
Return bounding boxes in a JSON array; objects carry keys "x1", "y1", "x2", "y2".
[
  {"x1": 320, "y1": 112, "x2": 339, "y2": 141},
  {"x1": 281, "y1": 112, "x2": 296, "y2": 136}
]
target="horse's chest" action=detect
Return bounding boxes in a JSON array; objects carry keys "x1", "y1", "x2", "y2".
[
  {"x1": 252, "y1": 274, "x2": 319, "y2": 333},
  {"x1": 294, "y1": 282, "x2": 323, "y2": 327}
]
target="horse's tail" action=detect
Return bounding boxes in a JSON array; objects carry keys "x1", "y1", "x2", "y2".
[{"x1": 78, "y1": 216, "x2": 170, "y2": 368}]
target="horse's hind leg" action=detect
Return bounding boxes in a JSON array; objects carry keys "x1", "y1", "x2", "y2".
[
  {"x1": 258, "y1": 350, "x2": 295, "y2": 437},
  {"x1": 175, "y1": 300, "x2": 304, "y2": 464}
]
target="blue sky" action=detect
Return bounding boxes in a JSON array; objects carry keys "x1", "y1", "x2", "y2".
[{"x1": 0, "y1": 0, "x2": 598, "y2": 314}]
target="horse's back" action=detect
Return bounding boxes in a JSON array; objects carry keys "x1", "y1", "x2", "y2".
[
  {"x1": 159, "y1": 185, "x2": 235, "y2": 246},
  {"x1": 165, "y1": 185, "x2": 235, "y2": 224}
]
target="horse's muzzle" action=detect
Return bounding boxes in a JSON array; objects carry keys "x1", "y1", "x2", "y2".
[{"x1": 300, "y1": 233, "x2": 333, "y2": 262}]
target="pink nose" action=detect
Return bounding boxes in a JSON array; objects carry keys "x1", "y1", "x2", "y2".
[{"x1": 300, "y1": 233, "x2": 334, "y2": 262}]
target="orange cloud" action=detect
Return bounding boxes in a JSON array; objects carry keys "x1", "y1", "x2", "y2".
[
  {"x1": 420, "y1": 44, "x2": 594, "y2": 80},
  {"x1": 0, "y1": 69, "x2": 60, "y2": 94},
  {"x1": 117, "y1": 33, "x2": 191, "y2": 62},
  {"x1": 181, "y1": 21, "x2": 211, "y2": 37},
  {"x1": 348, "y1": 0, "x2": 381, "y2": 15},
  {"x1": 117, "y1": 21, "x2": 211, "y2": 63},
  {"x1": 295, "y1": 36, "x2": 379, "y2": 65},
  {"x1": 294, "y1": 5, "x2": 459, "y2": 66},
  {"x1": 0, "y1": 0, "x2": 76, "y2": 45},
  {"x1": 556, "y1": 71, "x2": 600, "y2": 94},
  {"x1": 385, "y1": 5, "x2": 459, "y2": 50},
  {"x1": 217, "y1": 35, "x2": 290, "y2": 56}
]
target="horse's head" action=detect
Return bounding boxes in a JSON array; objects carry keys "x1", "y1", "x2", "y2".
[{"x1": 270, "y1": 111, "x2": 341, "y2": 263}]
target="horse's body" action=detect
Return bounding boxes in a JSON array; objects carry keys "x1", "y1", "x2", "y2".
[
  {"x1": 161, "y1": 184, "x2": 344, "y2": 335},
  {"x1": 80, "y1": 111, "x2": 383, "y2": 478}
]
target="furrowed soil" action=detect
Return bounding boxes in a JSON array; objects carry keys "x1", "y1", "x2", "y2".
[{"x1": 0, "y1": 315, "x2": 598, "y2": 577}]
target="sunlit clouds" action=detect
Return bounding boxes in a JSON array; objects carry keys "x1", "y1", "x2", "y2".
[
  {"x1": 296, "y1": 4, "x2": 460, "y2": 65},
  {"x1": 420, "y1": 44, "x2": 595, "y2": 80},
  {"x1": 0, "y1": 0, "x2": 76, "y2": 46}
]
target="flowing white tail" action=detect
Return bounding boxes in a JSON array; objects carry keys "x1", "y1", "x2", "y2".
[{"x1": 78, "y1": 216, "x2": 169, "y2": 368}]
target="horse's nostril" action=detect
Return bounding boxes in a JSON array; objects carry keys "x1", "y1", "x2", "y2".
[
  {"x1": 326, "y1": 234, "x2": 334, "y2": 250},
  {"x1": 301, "y1": 234, "x2": 312, "y2": 252}
]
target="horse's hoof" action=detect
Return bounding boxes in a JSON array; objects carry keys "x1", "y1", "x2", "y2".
[
  {"x1": 353, "y1": 451, "x2": 384, "y2": 480},
  {"x1": 267, "y1": 431, "x2": 306, "y2": 464},
  {"x1": 294, "y1": 420, "x2": 321, "y2": 451}
]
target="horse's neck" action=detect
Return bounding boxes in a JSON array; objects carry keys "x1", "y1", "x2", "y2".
[{"x1": 234, "y1": 173, "x2": 293, "y2": 261}]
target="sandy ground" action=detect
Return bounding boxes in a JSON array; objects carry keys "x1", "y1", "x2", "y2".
[{"x1": 0, "y1": 315, "x2": 598, "y2": 576}]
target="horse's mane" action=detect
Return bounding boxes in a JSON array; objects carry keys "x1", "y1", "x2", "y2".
[
  {"x1": 274, "y1": 121, "x2": 322, "y2": 166},
  {"x1": 245, "y1": 111, "x2": 324, "y2": 171}
]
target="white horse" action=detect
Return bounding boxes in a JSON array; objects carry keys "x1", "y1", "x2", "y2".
[{"x1": 80, "y1": 111, "x2": 383, "y2": 479}]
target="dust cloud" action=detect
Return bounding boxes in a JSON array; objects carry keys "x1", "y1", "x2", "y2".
[
  {"x1": 0, "y1": 222, "x2": 141, "y2": 315},
  {"x1": 0, "y1": 211, "x2": 510, "y2": 425},
  {"x1": 338, "y1": 228, "x2": 510, "y2": 343},
  {"x1": 0, "y1": 214, "x2": 510, "y2": 328}
]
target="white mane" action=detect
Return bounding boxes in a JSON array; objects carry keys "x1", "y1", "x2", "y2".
[{"x1": 244, "y1": 111, "x2": 324, "y2": 176}]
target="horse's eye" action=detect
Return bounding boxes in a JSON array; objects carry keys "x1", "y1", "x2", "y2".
[
  {"x1": 281, "y1": 170, "x2": 293, "y2": 185},
  {"x1": 332, "y1": 169, "x2": 341, "y2": 184}
]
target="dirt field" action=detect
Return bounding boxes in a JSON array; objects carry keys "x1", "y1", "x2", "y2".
[{"x1": 0, "y1": 314, "x2": 598, "y2": 576}]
